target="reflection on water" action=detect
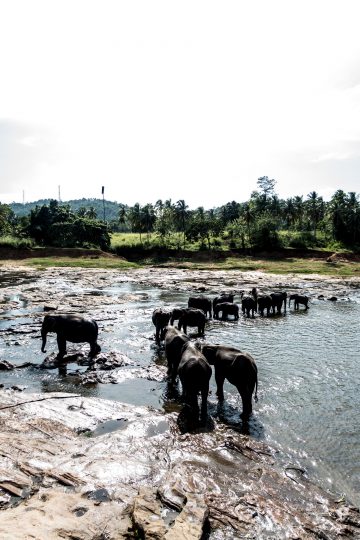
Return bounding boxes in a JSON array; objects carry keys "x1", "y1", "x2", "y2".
[{"x1": 1, "y1": 276, "x2": 360, "y2": 507}]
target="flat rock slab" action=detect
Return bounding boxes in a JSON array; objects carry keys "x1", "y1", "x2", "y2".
[{"x1": 0, "y1": 390, "x2": 359, "y2": 539}]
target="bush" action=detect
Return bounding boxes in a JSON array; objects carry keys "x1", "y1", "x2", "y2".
[
  {"x1": 250, "y1": 216, "x2": 282, "y2": 250},
  {"x1": 0, "y1": 236, "x2": 34, "y2": 249}
]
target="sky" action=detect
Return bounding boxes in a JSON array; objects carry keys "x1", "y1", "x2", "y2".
[{"x1": 1, "y1": 0, "x2": 360, "y2": 209}]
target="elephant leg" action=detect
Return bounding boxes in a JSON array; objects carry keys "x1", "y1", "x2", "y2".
[
  {"x1": 89, "y1": 341, "x2": 101, "y2": 358},
  {"x1": 56, "y1": 335, "x2": 67, "y2": 361},
  {"x1": 238, "y1": 386, "x2": 252, "y2": 420},
  {"x1": 200, "y1": 384, "x2": 208, "y2": 422},
  {"x1": 215, "y1": 371, "x2": 225, "y2": 401}
]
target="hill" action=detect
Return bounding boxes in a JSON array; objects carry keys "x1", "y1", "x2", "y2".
[{"x1": 10, "y1": 198, "x2": 126, "y2": 223}]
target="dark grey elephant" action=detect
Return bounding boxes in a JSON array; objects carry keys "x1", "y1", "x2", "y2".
[
  {"x1": 213, "y1": 302, "x2": 239, "y2": 320},
  {"x1": 178, "y1": 341, "x2": 212, "y2": 421},
  {"x1": 270, "y1": 291, "x2": 287, "y2": 314},
  {"x1": 213, "y1": 293, "x2": 234, "y2": 313},
  {"x1": 257, "y1": 295, "x2": 273, "y2": 316},
  {"x1": 188, "y1": 296, "x2": 212, "y2": 318},
  {"x1": 41, "y1": 314, "x2": 101, "y2": 360},
  {"x1": 164, "y1": 326, "x2": 190, "y2": 383},
  {"x1": 152, "y1": 308, "x2": 172, "y2": 344},
  {"x1": 289, "y1": 294, "x2": 309, "y2": 310},
  {"x1": 178, "y1": 308, "x2": 206, "y2": 336},
  {"x1": 201, "y1": 343, "x2": 258, "y2": 420},
  {"x1": 170, "y1": 307, "x2": 186, "y2": 326},
  {"x1": 241, "y1": 294, "x2": 257, "y2": 318}
]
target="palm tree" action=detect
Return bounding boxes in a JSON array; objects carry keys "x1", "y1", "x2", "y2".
[
  {"x1": 118, "y1": 204, "x2": 126, "y2": 225},
  {"x1": 306, "y1": 191, "x2": 323, "y2": 240},
  {"x1": 175, "y1": 199, "x2": 189, "y2": 248},
  {"x1": 87, "y1": 206, "x2": 97, "y2": 219}
]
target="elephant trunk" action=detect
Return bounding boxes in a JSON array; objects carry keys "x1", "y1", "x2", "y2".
[{"x1": 41, "y1": 331, "x2": 47, "y2": 353}]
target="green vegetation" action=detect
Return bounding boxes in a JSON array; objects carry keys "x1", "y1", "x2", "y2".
[
  {"x1": 21, "y1": 256, "x2": 138, "y2": 270},
  {"x1": 1, "y1": 177, "x2": 359, "y2": 259},
  {"x1": 0, "y1": 253, "x2": 356, "y2": 277}
]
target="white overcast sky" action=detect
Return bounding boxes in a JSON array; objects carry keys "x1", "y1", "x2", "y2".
[{"x1": 1, "y1": 0, "x2": 360, "y2": 209}]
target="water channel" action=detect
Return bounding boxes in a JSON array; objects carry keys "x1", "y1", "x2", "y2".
[{"x1": 1, "y1": 268, "x2": 359, "y2": 508}]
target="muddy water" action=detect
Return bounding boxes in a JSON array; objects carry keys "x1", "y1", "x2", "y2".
[{"x1": 1, "y1": 267, "x2": 360, "y2": 509}]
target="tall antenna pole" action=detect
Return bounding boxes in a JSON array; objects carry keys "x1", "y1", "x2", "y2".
[
  {"x1": 22, "y1": 190, "x2": 25, "y2": 205},
  {"x1": 102, "y1": 186, "x2": 106, "y2": 222},
  {"x1": 58, "y1": 185, "x2": 61, "y2": 202}
]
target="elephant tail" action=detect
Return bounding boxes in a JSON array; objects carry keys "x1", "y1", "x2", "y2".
[{"x1": 254, "y1": 372, "x2": 258, "y2": 403}]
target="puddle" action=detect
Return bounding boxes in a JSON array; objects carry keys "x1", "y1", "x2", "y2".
[{"x1": 92, "y1": 417, "x2": 129, "y2": 436}]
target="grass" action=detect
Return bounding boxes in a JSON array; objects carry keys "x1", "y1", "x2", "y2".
[
  {"x1": 17, "y1": 257, "x2": 138, "y2": 270},
  {"x1": 157, "y1": 257, "x2": 359, "y2": 277},
  {"x1": 1, "y1": 254, "x2": 358, "y2": 277},
  {"x1": 0, "y1": 235, "x2": 34, "y2": 248}
]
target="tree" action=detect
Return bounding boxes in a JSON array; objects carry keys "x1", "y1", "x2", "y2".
[
  {"x1": 128, "y1": 203, "x2": 144, "y2": 242},
  {"x1": 305, "y1": 191, "x2": 324, "y2": 240},
  {"x1": 175, "y1": 199, "x2": 189, "y2": 248},
  {"x1": 0, "y1": 203, "x2": 14, "y2": 236},
  {"x1": 257, "y1": 176, "x2": 277, "y2": 200}
]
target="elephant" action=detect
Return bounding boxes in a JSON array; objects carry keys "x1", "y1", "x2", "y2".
[
  {"x1": 270, "y1": 291, "x2": 287, "y2": 314},
  {"x1": 213, "y1": 302, "x2": 239, "y2": 320},
  {"x1": 152, "y1": 308, "x2": 172, "y2": 344},
  {"x1": 164, "y1": 326, "x2": 190, "y2": 383},
  {"x1": 289, "y1": 294, "x2": 309, "y2": 310},
  {"x1": 201, "y1": 343, "x2": 258, "y2": 420},
  {"x1": 178, "y1": 341, "x2": 212, "y2": 421},
  {"x1": 170, "y1": 307, "x2": 186, "y2": 326},
  {"x1": 188, "y1": 296, "x2": 212, "y2": 318},
  {"x1": 41, "y1": 314, "x2": 101, "y2": 361},
  {"x1": 213, "y1": 293, "x2": 234, "y2": 313},
  {"x1": 178, "y1": 308, "x2": 206, "y2": 336},
  {"x1": 257, "y1": 295, "x2": 273, "y2": 316},
  {"x1": 241, "y1": 294, "x2": 257, "y2": 318}
]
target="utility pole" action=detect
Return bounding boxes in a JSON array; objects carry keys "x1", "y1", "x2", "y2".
[{"x1": 102, "y1": 186, "x2": 106, "y2": 222}]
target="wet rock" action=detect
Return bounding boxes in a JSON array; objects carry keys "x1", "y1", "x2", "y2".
[
  {"x1": 132, "y1": 486, "x2": 167, "y2": 539},
  {"x1": 0, "y1": 360, "x2": 14, "y2": 370},
  {"x1": 90, "y1": 351, "x2": 132, "y2": 370},
  {"x1": 44, "y1": 305, "x2": 57, "y2": 311},
  {"x1": 11, "y1": 385, "x2": 27, "y2": 392},
  {"x1": 328, "y1": 296, "x2": 338, "y2": 301},
  {"x1": 165, "y1": 494, "x2": 208, "y2": 540}
]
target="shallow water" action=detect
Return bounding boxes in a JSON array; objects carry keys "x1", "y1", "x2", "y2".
[{"x1": 1, "y1": 271, "x2": 359, "y2": 508}]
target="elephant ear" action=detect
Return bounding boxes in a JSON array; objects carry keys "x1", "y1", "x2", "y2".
[
  {"x1": 194, "y1": 340, "x2": 202, "y2": 351},
  {"x1": 45, "y1": 315, "x2": 57, "y2": 331}
]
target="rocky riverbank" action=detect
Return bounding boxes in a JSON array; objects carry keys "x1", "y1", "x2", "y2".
[
  {"x1": 1, "y1": 265, "x2": 360, "y2": 538},
  {"x1": 1, "y1": 389, "x2": 360, "y2": 539}
]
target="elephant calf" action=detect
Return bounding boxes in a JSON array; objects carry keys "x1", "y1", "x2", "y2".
[
  {"x1": 164, "y1": 326, "x2": 189, "y2": 383},
  {"x1": 270, "y1": 291, "x2": 287, "y2": 314},
  {"x1": 201, "y1": 343, "x2": 258, "y2": 420},
  {"x1": 152, "y1": 308, "x2": 172, "y2": 344},
  {"x1": 178, "y1": 342, "x2": 212, "y2": 421},
  {"x1": 257, "y1": 295, "x2": 273, "y2": 316},
  {"x1": 241, "y1": 295, "x2": 257, "y2": 318},
  {"x1": 213, "y1": 293, "x2": 234, "y2": 313},
  {"x1": 41, "y1": 314, "x2": 101, "y2": 361},
  {"x1": 213, "y1": 302, "x2": 239, "y2": 320},
  {"x1": 289, "y1": 294, "x2": 309, "y2": 310},
  {"x1": 178, "y1": 308, "x2": 206, "y2": 336}
]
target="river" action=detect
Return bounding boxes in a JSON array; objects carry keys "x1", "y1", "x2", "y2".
[{"x1": 1, "y1": 266, "x2": 359, "y2": 509}]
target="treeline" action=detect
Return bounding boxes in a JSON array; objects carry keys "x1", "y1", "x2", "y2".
[
  {"x1": 10, "y1": 198, "x2": 125, "y2": 229},
  {"x1": 0, "y1": 199, "x2": 110, "y2": 250},
  {"x1": 118, "y1": 177, "x2": 360, "y2": 250},
  {"x1": 1, "y1": 177, "x2": 359, "y2": 251}
]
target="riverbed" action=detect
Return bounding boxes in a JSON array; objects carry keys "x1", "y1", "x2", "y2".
[{"x1": 1, "y1": 265, "x2": 360, "y2": 537}]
